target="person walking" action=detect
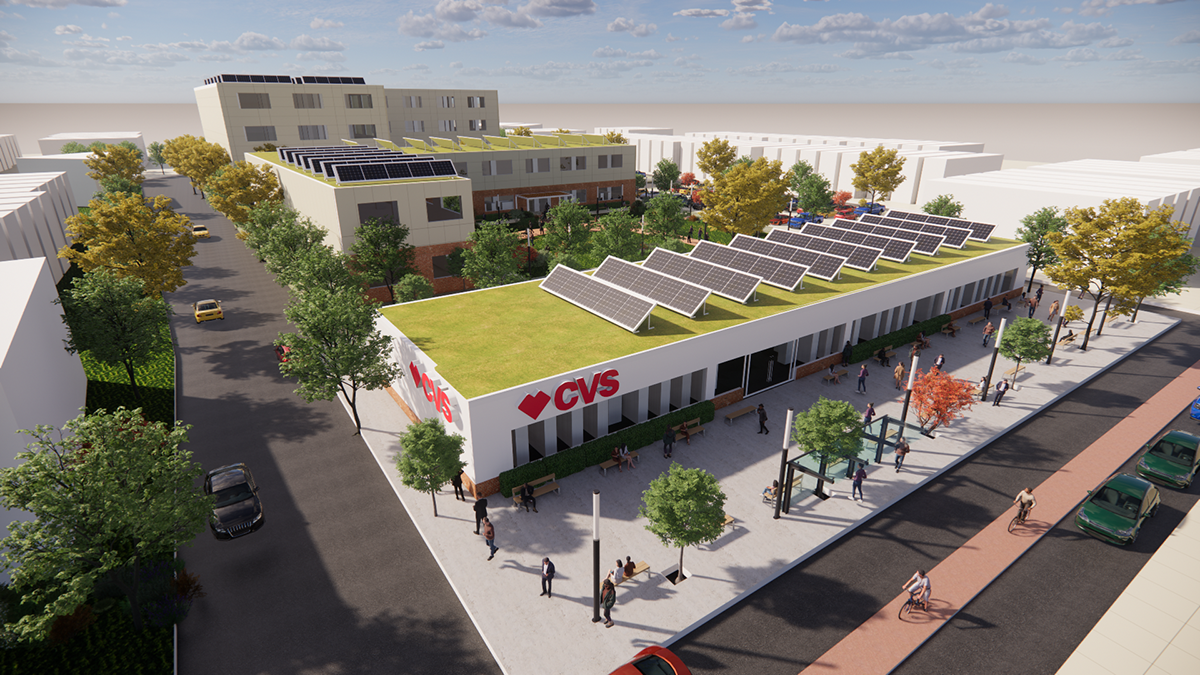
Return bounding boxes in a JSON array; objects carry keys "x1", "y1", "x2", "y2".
[
  {"x1": 540, "y1": 557, "x2": 555, "y2": 597},
  {"x1": 851, "y1": 465, "x2": 866, "y2": 501},
  {"x1": 983, "y1": 297, "x2": 993, "y2": 320},
  {"x1": 451, "y1": 471, "x2": 466, "y2": 501},
  {"x1": 473, "y1": 497, "x2": 488, "y2": 535},
  {"x1": 993, "y1": 378, "x2": 1010, "y2": 406},
  {"x1": 933, "y1": 354, "x2": 946, "y2": 372},
  {"x1": 841, "y1": 341, "x2": 854, "y2": 368},
  {"x1": 1035, "y1": 284, "x2": 1044, "y2": 303},
  {"x1": 601, "y1": 579, "x2": 617, "y2": 627},
  {"x1": 662, "y1": 427, "x2": 675, "y2": 459},
  {"x1": 982, "y1": 321, "x2": 995, "y2": 347},
  {"x1": 894, "y1": 436, "x2": 910, "y2": 472},
  {"x1": 483, "y1": 517, "x2": 497, "y2": 560},
  {"x1": 857, "y1": 364, "x2": 869, "y2": 394},
  {"x1": 1047, "y1": 299, "x2": 1060, "y2": 324},
  {"x1": 863, "y1": 402, "x2": 876, "y2": 427},
  {"x1": 1027, "y1": 296, "x2": 1038, "y2": 319},
  {"x1": 757, "y1": 404, "x2": 769, "y2": 434},
  {"x1": 894, "y1": 362, "x2": 906, "y2": 390}
]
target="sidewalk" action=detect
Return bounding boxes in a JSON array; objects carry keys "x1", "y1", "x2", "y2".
[{"x1": 349, "y1": 294, "x2": 1178, "y2": 675}]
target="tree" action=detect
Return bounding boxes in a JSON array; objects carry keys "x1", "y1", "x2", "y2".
[
  {"x1": 909, "y1": 368, "x2": 977, "y2": 434},
  {"x1": 147, "y1": 141, "x2": 167, "y2": 174},
  {"x1": 395, "y1": 419, "x2": 466, "y2": 518},
  {"x1": 638, "y1": 462, "x2": 726, "y2": 580},
  {"x1": 254, "y1": 209, "x2": 330, "y2": 282},
  {"x1": 60, "y1": 192, "x2": 197, "y2": 296},
  {"x1": 95, "y1": 174, "x2": 144, "y2": 199},
  {"x1": 278, "y1": 247, "x2": 364, "y2": 295},
  {"x1": 922, "y1": 194, "x2": 964, "y2": 218},
  {"x1": 59, "y1": 141, "x2": 89, "y2": 154},
  {"x1": 998, "y1": 318, "x2": 1052, "y2": 388},
  {"x1": 1120, "y1": 252, "x2": 1199, "y2": 321},
  {"x1": 651, "y1": 158, "x2": 681, "y2": 193},
  {"x1": 696, "y1": 138, "x2": 736, "y2": 179},
  {"x1": 1016, "y1": 206, "x2": 1067, "y2": 292},
  {"x1": 634, "y1": 173, "x2": 647, "y2": 194},
  {"x1": 394, "y1": 273, "x2": 435, "y2": 302},
  {"x1": 701, "y1": 157, "x2": 789, "y2": 236},
  {"x1": 350, "y1": 217, "x2": 416, "y2": 303},
  {"x1": 850, "y1": 147, "x2": 906, "y2": 205},
  {"x1": 163, "y1": 135, "x2": 229, "y2": 197},
  {"x1": 542, "y1": 200, "x2": 591, "y2": 256},
  {"x1": 792, "y1": 397, "x2": 864, "y2": 498},
  {"x1": 117, "y1": 140, "x2": 143, "y2": 161},
  {"x1": 83, "y1": 144, "x2": 145, "y2": 186},
  {"x1": 643, "y1": 192, "x2": 687, "y2": 250},
  {"x1": 0, "y1": 409, "x2": 209, "y2": 638},
  {"x1": 252, "y1": 142, "x2": 278, "y2": 153},
  {"x1": 603, "y1": 130, "x2": 628, "y2": 145},
  {"x1": 833, "y1": 191, "x2": 852, "y2": 208},
  {"x1": 58, "y1": 269, "x2": 172, "y2": 405},
  {"x1": 462, "y1": 221, "x2": 524, "y2": 289},
  {"x1": 789, "y1": 160, "x2": 835, "y2": 215},
  {"x1": 509, "y1": 126, "x2": 533, "y2": 137},
  {"x1": 447, "y1": 246, "x2": 468, "y2": 290},
  {"x1": 206, "y1": 161, "x2": 283, "y2": 225},
  {"x1": 590, "y1": 208, "x2": 641, "y2": 261},
  {"x1": 279, "y1": 285, "x2": 403, "y2": 433},
  {"x1": 680, "y1": 172, "x2": 697, "y2": 186}
]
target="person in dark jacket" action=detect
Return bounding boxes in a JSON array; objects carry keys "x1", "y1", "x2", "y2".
[
  {"x1": 757, "y1": 404, "x2": 768, "y2": 434},
  {"x1": 473, "y1": 497, "x2": 488, "y2": 534},
  {"x1": 662, "y1": 427, "x2": 675, "y2": 459},
  {"x1": 451, "y1": 471, "x2": 466, "y2": 501},
  {"x1": 841, "y1": 341, "x2": 854, "y2": 367},
  {"x1": 540, "y1": 557, "x2": 555, "y2": 597}
]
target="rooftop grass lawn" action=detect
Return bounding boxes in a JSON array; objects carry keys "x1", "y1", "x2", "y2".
[{"x1": 383, "y1": 238, "x2": 1021, "y2": 400}]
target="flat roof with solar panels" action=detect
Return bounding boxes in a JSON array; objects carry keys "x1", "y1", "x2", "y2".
[
  {"x1": 827, "y1": 217, "x2": 946, "y2": 256},
  {"x1": 882, "y1": 210, "x2": 997, "y2": 242},
  {"x1": 782, "y1": 225, "x2": 915, "y2": 263},
  {"x1": 593, "y1": 256, "x2": 711, "y2": 318},
  {"x1": 859, "y1": 213, "x2": 971, "y2": 249},
  {"x1": 642, "y1": 248, "x2": 762, "y2": 304},
  {"x1": 727, "y1": 234, "x2": 845, "y2": 281},
  {"x1": 259, "y1": 145, "x2": 461, "y2": 186},
  {"x1": 690, "y1": 240, "x2": 808, "y2": 291},
  {"x1": 540, "y1": 265, "x2": 655, "y2": 333}
]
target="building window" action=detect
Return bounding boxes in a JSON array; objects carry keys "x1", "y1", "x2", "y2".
[
  {"x1": 715, "y1": 357, "x2": 746, "y2": 395},
  {"x1": 526, "y1": 157, "x2": 550, "y2": 174},
  {"x1": 597, "y1": 185, "x2": 624, "y2": 201},
  {"x1": 297, "y1": 125, "x2": 327, "y2": 141},
  {"x1": 432, "y1": 255, "x2": 453, "y2": 279},
  {"x1": 575, "y1": 155, "x2": 586, "y2": 170},
  {"x1": 573, "y1": 189, "x2": 587, "y2": 202},
  {"x1": 456, "y1": 163, "x2": 467, "y2": 177},
  {"x1": 439, "y1": 119, "x2": 457, "y2": 132},
  {"x1": 482, "y1": 159, "x2": 512, "y2": 176},
  {"x1": 237, "y1": 93, "x2": 271, "y2": 109},
  {"x1": 598, "y1": 154, "x2": 608, "y2": 169},
  {"x1": 345, "y1": 94, "x2": 373, "y2": 109},
  {"x1": 467, "y1": 96, "x2": 485, "y2": 108},
  {"x1": 560, "y1": 156, "x2": 587, "y2": 171},
  {"x1": 426, "y1": 196, "x2": 462, "y2": 222},
  {"x1": 468, "y1": 119, "x2": 487, "y2": 131},
  {"x1": 439, "y1": 96, "x2": 455, "y2": 108},
  {"x1": 405, "y1": 120, "x2": 426, "y2": 133},
  {"x1": 484, "y1": 195, "x2": 515, "y2": 212},
  {"x1": 244, "y1": 126, "x2": 277, "y2": 142},
  {"x1": 560, "y1": 156, "x2": 573, "y2": 171},
  {"x1": 358, "y1": 201, "x2": 400, "y2": 225},
  {"x1": 611, "y1": 153, "x2": 623, "y2": 168},
  {"x1": 598, "y1": 154, "x2": 622, "y2": 169},
  {"x1": 292, "y1": 93, "x2": 321, "y2": 109},
  {"x1": 405, "y1": 96, "x2": 422, "y2": 108},
  {"x1": 349, "y1": 124, "x2": 377, "y2": 139}
]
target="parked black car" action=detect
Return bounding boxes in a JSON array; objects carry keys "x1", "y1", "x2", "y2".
[{"x1": 204, "y1": 463, "x2": 264, "y2": 540}]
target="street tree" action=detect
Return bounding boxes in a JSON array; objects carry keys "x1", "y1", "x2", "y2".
[
  {"x1": 396, "y1": 419, "x2": 467, "y2": 517},
  {"x1": 60, "y1": 192, "x2": 197, "y2": 296},
  {"x1": 789, "y1": 160, "x2": 834, "y2": 215},
  {"x1": 696, "y1": 138, "x2": 736, "y2": 179},
  {"x1": 792, "y1": 396, "x2": 864, "y2": 498},
  {"x1": 206, "y1": 161, "x2": 283, "y2": 225},
  {"x1": 998, "y1": 318, "x2": 1052, "y2": 388},
  {"x1": 909, "y1": 367, "x2": 977, "y2": 434},
  {"x1": 255, "y1": 209, "x2": 331, "y2": 282},
  {"x1": 702, "y1": 157, "x2": 789, "y2": 236},
  {"x1": 1016, "y1": 206, "x2": 1067, "y2": 292},
  {"x1": 394, "y1": 273, "x2": 435, "y2": 302},
  {"x1": 278, "y1": 246, "x2": 364, "y2": 295},
  {"x1": 350, "y1": 217, "x2": 416, "y2": 303},
  {"x1": 95, "y1": 174, "x2": 144, "y2": 199},
  {"x1": 590, "y1": 208, "x2": 641, "y2": 261},
  {"x1": 638, "y1": 462, "x2": 726, "y2": 581},
  {"x1": 922, "y1": 194, "x2": 964, "y2": 218},
  {"x1": 680, "y1": 172, "x2": 697, "y2": 186},
  {"x1": 652, "y1": 158, "x2": 681, "y2": 193},
  {"x1": 603, "y1": 130, "x2": 628, "y2": 144},
  {"x1": 147, "y1": 141, "x2": 167, "y2": 174},
  {"x1": 1062, "y1": 304, "x2": 1085, "y2": 325},
  {"x1": 634, "y1": 173, "x2": 647, "y2": 195},
  {"x1": 462, "y1": 221, "x2": 524, "y2": 289},
  {"x1": 850, "y1": 147, "x2": 907, "y2": 206},
  {"x1": 542, "y1": 200, "x2": 592, "y2": 256},
  {"x1": 643, "y1": 192, "x2": 687, "y2": 249},
  {"x1": 83, "y1": 144, "x2": 145, "y2": 186},
  {"x1": 1115, "y1": 252, "x2": 1199, "y2": 321},
  {"x1": 58, "y1": 269, "x2": 172, "y2": 405},
  {"x1": 0, "y1": 409, "x2": 209, "y2": 638},
  {"x1": 164, "y1": 135, "x2": 229, "y2": 197},
  {"x1": 279, "y1": 285, "x2": 403, "y2": 433}
]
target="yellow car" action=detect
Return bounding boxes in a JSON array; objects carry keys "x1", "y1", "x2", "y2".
[
  {"x1": 193, "y1": 299, "x2": 224, "y2": 323},
  {"x1": 192, "y1": 225, "x2": 210, "y2": 238}
]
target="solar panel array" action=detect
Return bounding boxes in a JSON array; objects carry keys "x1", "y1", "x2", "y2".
[
  {"x1": 861, "y1": 214, "x2": 971, "y2": 249},
  {"x1": 785, "y1": 224, "x2": 915, "y2": 263},
  {"x1": 540, "y1": 265, "x2": 655, "y2": 333},
  {"x1": 884, "y1": 210, "x2": 996, "y2": 242},
  {"x1": 593, "y1": 257, "x2": 710, "y2": 318},
  {"x1": 275, "y1": 146, "x2": 456, "y2": 184},
  {"x1": 727, "y1": 234, "x2": 846, "y2": 282},
  {"x1": 690, "y1": 241, "x2": 808, "y2": 291},
  {"x1": 643, "y1": 248, "x2": 761, "y2": 304},
  {"x1": 747, "y1": 230, "x2": 881, "y2": 272},
  {"x1": 828, "y1": 218, "x2": 945, "y2": 256},
  {"x1": 331, "y1": 160, "x2": 457, "y2": 183}
]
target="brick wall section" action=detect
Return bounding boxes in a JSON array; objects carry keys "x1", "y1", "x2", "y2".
[
  {"x1": 414, "y1": 240, "x2": 476, "y2": 296},
  {"x1": 951, "y1": 289, "x2": 1023, "y2": 321},
  {"x1": 795, "y1": 354, "x2": 845, "y2": 381},
  {"x1": 711, "y1": 388, "x2": 745, "y2": 411},
  {"x1": 471, "y1": 476, "x2": 499, "y2": 499},
  {"x1": 472, "y1": 178, "x2": 636, "y2": 216}
]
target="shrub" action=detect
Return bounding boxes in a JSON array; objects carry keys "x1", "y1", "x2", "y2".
[
  {"x1": 850, "y1": 314, "x2": 952, "y2": 364},
  {"x1": 48, "y1": 605, "x2": 96, "y2": 645},
  {"x1": 0, "y1": 604, "x2": 172, "y2": 673}
]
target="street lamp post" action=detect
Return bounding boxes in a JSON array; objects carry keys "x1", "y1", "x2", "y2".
[
  {"x1": 981, "y1": 318, "x2": 1007, "y2": 402},
  {"x1": 1046, "y1": 294, "x2": 1071, "y2": 365},
  {"x1": 591, "y1": 490, "x2": 601, "y2": 623},
  {"x1": 899, "y1": 354, "x2": 920, "y2": 429},
  {"x1": 773, "y1": 408, "x2": 795, "y2": 520}
]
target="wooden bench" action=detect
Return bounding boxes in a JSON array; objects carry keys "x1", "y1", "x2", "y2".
[
  {"x1": 1057, "y1": 333, "x2": 1077, "y2": 347},
  {"x1": 1003, "y1": 363, "x2": 1026, "y2": 378},
  {"x1": 823, "y1": 369, "x2": 848, "y2": 384},
  {"x1": 599, "y1": 450, "x2": 640, "y2": 476},
  {"x1": 1105, "y1": 313, "x2": 1120, "y2": 325},
  {"x1": 722, "y1": 514, "x2": 735, "y2": 528},
  {"x1": 724, "y1": 406, "x2": 756, "y2": 425},
  {"x1": 511, "y1": 473, "x2": 560, "y2": 508},
  {"x1": 941, "y1": 323, "x2": 960, "y2": 337},
  {"x1": 614, "y1": 561, "x2": 650, "y2": 586},
  {"x1": 674, "y1": 418, "x2": 705, "y2": 443},
  {"x1": 968, "y1": 315, "x2": 986, "y2": 326},
  {"x1": 872, "y1": 346, "x2": 896, "y2": 364}
]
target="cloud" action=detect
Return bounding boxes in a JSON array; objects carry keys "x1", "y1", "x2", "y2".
[
  {"x1": 290, "y1": 34, "x2": 345, "y2": 51},
  {"x1": 234, "y1": 32, "x2": 286, "y2": 50},
  {"x1": 482, "y1": 6, "x2": 542, "y2": 28},
  {"x1": 55, "y1": 25, "x2": 83, "y2": 35},
  {"x1": 1170, "y1": 29, "x2": 1200, "y2": 44},
  {"x1": 296, "y1": 51, "x2": 347, "y2": 62},
  {"x1": 665, "y1": 33, "x2": 681, "y2": 42},
  {"x1": 837, "y1": 48, "x2": 913, "y2": 59},
  {"x1": 1095, "y1": 35, "x2": 1133, "y2": 47},
  {"x1": 435, "y1": 0, "x2": 483, "y2": 21},
  {"x1": 404, "y1": 63, "x2": 430, "y2": 71},
  {"x1": 198, "y1": 53, "x2": 235, "y2": 62},
  {"x1": 0, "y1": 47, "x2": 59, "y2": 66},
  {"x1": 1002, "y1": 51, "x2": 1048, "y2": 64},
  {"x1": 63, "y1": 47, "x2": 189, "y2": 68},
  {"x1": 891, "y1": 67, "x2": 912, "y2": 72},
  {"x1": 734, "y1": 0, "x2": 774, "y2": 10},
  {"x1": 1119, "y1": 56, "x2": 1199, "y2": 75},
  {"x1": 741, "y1": 33, "x2": 767, "y2": 43},
  {"x1": 1078, "y1": 0, "x2": 1186, "y2": 17},
  {"x1": 450, "y1": 60, "x2": 463, "y2": 68},
  {"x1": 520, "y1": 0, "x2": 596, "y2": 17},
  {"x1": 115, "y1": 35, "x2": 131, "y2": 41},
  {"x1": 675, "y1": 9, "x2": 730, "y2": 18},
  {"x1": 398, "y1": 11, "x2": 487, "y2": 41},
  {"x1": 608, "y1": 17, "x2": 657, "y2": 37},
  {"x1": 721, "y1": 12, "x2": 757, "y2": 30},
  {"x1": 415, "y1": 40, "x2": 445, "y2": 51},
  {"x1": 9, "y1": 0, "x2": 125, "y2": 7},
  {"x1": 310, "y1": 18, "x2": 344, "y2": 29},
  {"x1": 455, "y1": 58, "x2": 655, "y2": 80},
  {"x1": 1054, "y1": 45, "x2": 1143, "y2": 61},
  {"x1": 727, "y1": 61, "x2": 843, "y2": 74},
  {"x1": 0, "y1": 30, "x2": 15, "y2": 44},
  {"x1": 592, "y1": 46, "x2": 663, "y2": 58},
  {"x1": 673, "y1": 54, "x2": 707, "y2": 70}
]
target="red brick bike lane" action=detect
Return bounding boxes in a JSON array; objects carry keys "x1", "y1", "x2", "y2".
[{"x1": 800, "y1": 357, "x2": 1200, "y2": 675}]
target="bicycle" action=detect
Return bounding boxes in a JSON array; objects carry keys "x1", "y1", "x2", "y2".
[
  {"x1": 1008, "y1": 503, "x2": 1032, "y2": 532},
  {"x1": 898, "y1": 591, "x2": 927, "y2": 618}
]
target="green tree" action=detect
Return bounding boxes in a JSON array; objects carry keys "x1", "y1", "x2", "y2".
[
  {"x1": 254, "y1": 209, "x2": 330, "y2": 283},
  {"x1": 638, "y1": 462, "x2": 726, "y2": 580},
  {"x1": 396, "y1": 419, "x2": 467, "y2": 518},
  {"x1": 394, "y1": 273, "x2": 435, "y2": 302},
  {"x1": 643, "y1": 192, "x2": 686, "y2": 250},
  {"x1": 590, "y1": 208, "x2": 641, "y2": 261},
  {"x1": 147, "y1": 141, "x2": 167, "y2": 174},
  {"x1": 83, "y1": 144, "x2": 145, "y2": 186},
  {"x1": 651, "y1": 158, "x2": 681, "y2": 193},
  {"x1": 278, "y1": 247, "x2": 364, "y2": 295},
  {"x1": 447, "y1": 246, "x2": 468, "y2": 291},
  {"x1": 0, "y1": 409, "x2": 209, "y2": 638},
  {"x1": 278, "y1": 285, "x2": 403, "y2": 433},
  {"x1": 922, "y1": 194, "x2": 964, "y2": 218},
  {"x1": 634, "y1": 173, "x2": 647, "y2": 194},
  {"x1": 86, "y1": 141, "x2": 107, "y2": 153},
  {"x1": 57, "y1": 269, "x2": 172, "y2": 405},
  {"x1": 350, "y1": 217, "x2": 416, "y2": 303},
  {"x1": 702, "y1": 157, "x2": 790, "y2": 236},
  {"x1": 603, "y1": 130, "x2": 628, "y2": 144},
  {"x1": 206, "y1": 161, "x2": 283, "y2": 225},
  {"x1": 542, "y1": 200, "x2": 592, "y2": 256},
  {"x1": 462, "y1": 221, "x2": 524, "y2": 289},
  {"x1": 789, "y1": 160, "x2": 834, "y2": 215},
  {"x1": 850, "y1": 147, "x2": 906, "y2": 206},
  {"x1": 59, "y1": 141, "x2": 89, "y2": 154},
  {"x1": 95, "y1": 174, "x2": 144, "y2": 199},
  {"x1": 60, "y1": 192, "x2": 197, "y2": 296},
  {"x1": 696, "y1": 138, "x2": 736, "y2": 179},
  {"x1": 1016, "y1": 206, "x2": 1067, "y2": 292},
  {"x1": 792, "y1": 397, "x2": 864, "y2": 498},
  {"x1": 1120, "y1": 252, "x2": 1199, "y2": 321},
  {"x1": 998, "y1": 318, "x2": 1052, "y2": 388},
  {"x1": 117, "y1": 140, "x2": 143, "y2": 161}
]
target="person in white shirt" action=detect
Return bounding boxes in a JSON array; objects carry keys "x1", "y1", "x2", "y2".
[{"x1": 903, "y1": 570, "x2": 931, "y2": 609}]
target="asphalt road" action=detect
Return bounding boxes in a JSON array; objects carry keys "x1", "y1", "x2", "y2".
[
  {"x1": 671, "y1": 308, "x2": 1200, "y2": 675},
  {"x1": 157, "y1": 174, "x2": 500, "y2": 675}
]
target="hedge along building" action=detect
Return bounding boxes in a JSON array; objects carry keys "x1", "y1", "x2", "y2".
[{"x1": 376, "y1": 226, "x2": 1029, "y2": 498}]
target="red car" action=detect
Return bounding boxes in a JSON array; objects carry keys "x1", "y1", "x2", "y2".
[
  {"x1": 274, "y1": 345, "x2": 291, "y2": 362},
  {"x1": 769, "y1": 213, "x2": 790, "y2": 226},
  {"x1": 608, "y1": 646, "x2": 690, "y2": 675}
]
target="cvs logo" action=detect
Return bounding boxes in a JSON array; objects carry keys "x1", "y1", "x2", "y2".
[
  {"x1": 409, "y1": 361, "x2": 454, "y2": 424},
  {"x1": 518, "y1": 369, "x2": 620, "y2": 420}
]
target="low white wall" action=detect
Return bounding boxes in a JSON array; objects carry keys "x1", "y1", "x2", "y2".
[
  {"x1": 37, "y1": 132, "x2": 146, "y2": 160},
  {"x1": 15, "y1": 155, "x2": 97, "y2": 207},
  {"x1": 0, "y1": 135, "x2": 20, "y2": 173}
]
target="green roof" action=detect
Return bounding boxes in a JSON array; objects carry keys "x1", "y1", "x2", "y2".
[
  {"x1": 252, "y1": 151, "x2": 464, "y2": 187},
  {"x1": 382, "y1": 238, "x2": 1021, "y2": 399}
]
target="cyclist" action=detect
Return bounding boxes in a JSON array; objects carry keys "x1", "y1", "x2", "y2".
[
  {"x1": 1013, "y1": 487, "x2": 1036, "y2": 523},
  {"x1": 902, "y1": 570, "x2": 931, "y2": 610}
]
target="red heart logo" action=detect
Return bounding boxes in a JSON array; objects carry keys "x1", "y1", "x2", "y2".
[{"x1": 518, "y1": 391, "x2": 551, "y2": 420}]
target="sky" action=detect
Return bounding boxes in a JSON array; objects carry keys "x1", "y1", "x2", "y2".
[{"x1": 0, "y1": 0, "x2": 1197, "y2": 103}]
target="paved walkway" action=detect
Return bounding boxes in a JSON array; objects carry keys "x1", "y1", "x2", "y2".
[{"x1": 800, "y1": 354, "x2": 1200, "y2": 675}]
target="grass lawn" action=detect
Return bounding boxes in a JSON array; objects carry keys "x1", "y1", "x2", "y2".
[{"x1": 382, "y1": 237, "x2": 1021, "y2": 398}]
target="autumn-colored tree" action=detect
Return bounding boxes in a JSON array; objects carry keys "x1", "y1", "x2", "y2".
[
  {"x1": 164, "y1": 135, "x2": 230, "y2": 197},
  {"x1": 701, "y1": 157, "x2": 789, "y2": 236},
  {"x1": 1110, "y1": 248, "x2": 1197, "y2": 321},
  {"x1": 206, "y1": 161, "x2": 283, "y2": 224},
  {"x1": 1016, "y1": 206, "x2": 1067, "y2": 292},
  {"x1": 909, "y1": 368, "x2": 977, "y2": 434},
  {"x1": 998, "y1": 318, "x2": 1052, "y2": 387},
  {"x1": 60, "y1": 193, "x2": 197, "y2": 296},
  {"x1": 603, "y1": 130, "x2": 628, "y2": 144},
  {"x1": 1062, "y1": 304, "x2": 1084, "y2": 324},
  {"x1": 696, "y1": 138, "x2": 736, "y2": 180},
  {"x1": 552, "y1": 127, "x2": 570, "y2": 134},
  {"x1": 509, "y1": 126, "x2": 533, "y2": 137},
  {"x1": 833, "y1": 191, "x2": 852, "y2": 207},
  {"x1": 850, "y1": 147, "x2": 906, "y2": 205},
  {"x1": 83, "y1": 144, "x2": 145, "y2": 186},
  {"x1": 680, "y1": 172, "x2": 696, "y2": 186}
]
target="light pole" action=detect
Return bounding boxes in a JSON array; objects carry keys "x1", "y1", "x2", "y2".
[
  {"x1": 1046, "y1": 293, "x2": 1071, "y2": 365},
  {"x1": 899, "y1": 354, "x2": 920, "y2": 429},
  {"x1": 591, "y1": 490, "x2": 601, "y2": 623},
  {"x1": 773, "y1": 407, "x2": 795, "y2": 520},
  {"x1": 981, "y1": 318, "x2": 1007, "y2": 402}
]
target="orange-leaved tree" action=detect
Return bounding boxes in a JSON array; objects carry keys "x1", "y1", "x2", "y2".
[
  {"x1": 680, "y1": 172, "x2": 696, "y2": 186},
  {"x1": 910, "y1": 367, "x2": 977, "y2": 434}
]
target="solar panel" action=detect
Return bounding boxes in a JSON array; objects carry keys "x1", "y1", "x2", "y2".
[
  {"x1": 642, "y1": 248, "x2": 760, "y2": 304},
  {"x1": 593, "y1": 257, "x2": 710, "y2": 318},
  {"x1": 787, "y1": 224, "x2": 915, "y2": 263},
  {"x1": 726, "y1": 234, "x2": 844, "y2": 282},
  {"x1": 862, "y1": 214, "x2": 886, "y2": 225},
  {"x1": 757, "y1": 231, "x2": 882, "y2": 271},
  {"x1": 540, "y1": 266, "x2": 655, "y2": 333},
  {"x1": 691, "y1": 241, "x2": 807, "y2": 291},
  {"x1": 841, "y1": 220, "x2": 945, "y2": 256},
  {"x1": 880, "y1": 218, "x2": 970, "y2": 249},
  {"x1": 886, "y1": 209, "x2": 995, "y2": 242}
]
